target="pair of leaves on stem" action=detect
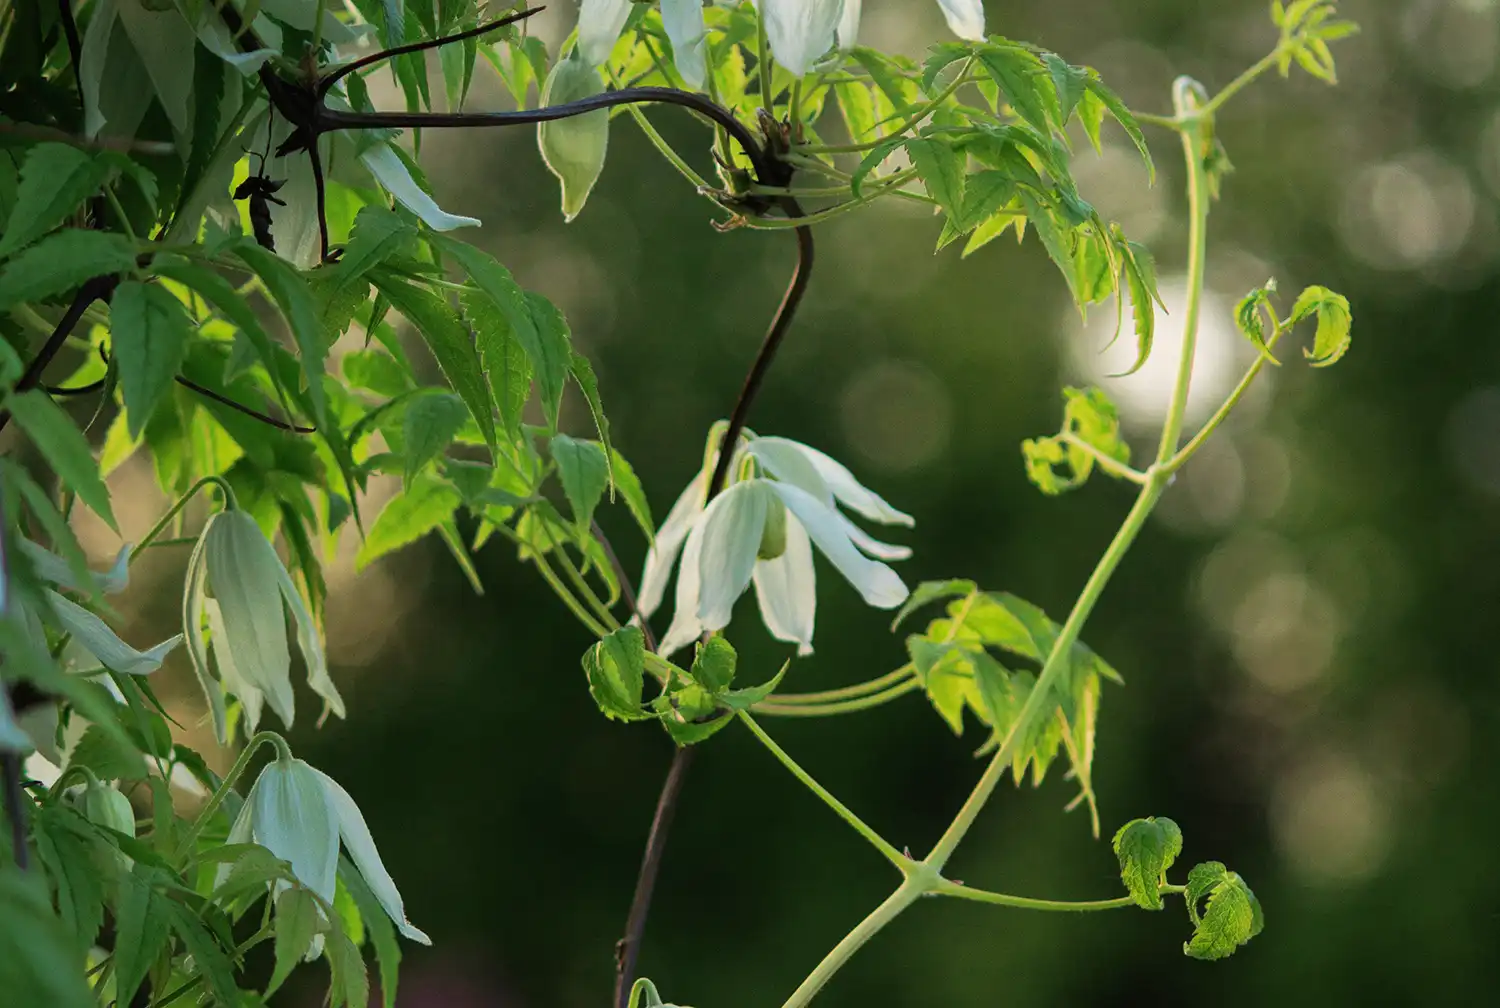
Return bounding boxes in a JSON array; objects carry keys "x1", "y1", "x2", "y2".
[
  {"x1": 894, "y1": 579, "x2": 1120, "y2": 833},
  {"x1": 583, "y1": 628, "x2": 784, "y2": 744},
  {"x1": 1113, "y1": 816, "x2": 1264, "y2": 960},
  {"x1": 1235, "y1": 281, "x2": 1353, "y2": 368},
  {"x1": 1022, "y1": 386, "x2": 1130, "y2": 496}
]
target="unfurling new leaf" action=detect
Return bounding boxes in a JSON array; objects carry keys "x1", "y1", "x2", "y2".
[
  {"x1": 1112, "y1": 816, "x2": 1183, "y2": 910},
  {"x1": 583, "y1": 625, "x2": 648, "y2": 721},
  {"x1": 1183, "y1": 861, "x2": 1264, "y2": 960}
]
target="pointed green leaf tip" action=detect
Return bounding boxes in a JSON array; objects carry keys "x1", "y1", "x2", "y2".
[
  {"x1": 1112, "y1": 816, "x2": 1182, "y2": 909},
  {"x1": 583, "y1": 625, "x2": 648, "y2": 721},
  {"x1": 539, "y1": 51, "x2": 609, "y2": 222},
  {"x1": 1290, "y1": 284, "x2": 1352, "y2": 367},
  {"x1": 1183, "y1": 861, "x2": 1264, "y2": 960}
]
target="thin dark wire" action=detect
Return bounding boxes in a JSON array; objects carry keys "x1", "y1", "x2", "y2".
[
  {"x1": 0, "y1": 277, "x2": 114, "y2": 434},
  {"x1": 318, "y1": 7, "x2": 545, "y2": 98},
  {"x1": 1, "y1": 753, "x2": 27, "y2": 872},
  {"x1": 174, "y1": 377, "x2": 316, "y2": 433}
]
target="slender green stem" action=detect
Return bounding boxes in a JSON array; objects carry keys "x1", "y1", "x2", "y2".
[
  {"x1": 132, "y1": 475, "x2": 236, "y2": 562},
  {"x1": 552, "y1": 544, "x2": 624, "y2": 633},
  {"x1": 779, "y1": 879, "x2": 925, "y2": 1008},
  {"x1": 1169, "y1": 307, "x2": 1286, "y2": 472},
  {"x1": 607, "y1": 64, "x2": 709, "y2": 191},
  {"x1": 737, "y1": 712, "x2": 906, "y2": 869},
  {"x1": 1153, "y1": 118, "x2": 1212, "y2": 464},
  {"x1": 1134, "y1": 111, "x2": 1185, "y2": 131},
  {"x1": 764, "y1": 666, "x2": 915, "y2": 704},
  {"x1": 1196, "y1": 49, "x2": 1281, "y2": 118},
  {"x1": 756, "y1": 13, "x2": 774, "y2": 111},
  {"x1": 1060, "y1": 434, "x2": 1149, "y2": 485},
  {"x1": 743, "y1": 169, "x2": 921, "y2": 229},
  {"x1": 753, "y1": 676, "x2": 921, "y2": 718},
  {"x1": 533, "y1": 550, "x2": 611, "y2": 638},
  {"x1": 175, "y1": 731, "x2": 288, "y2": 861},
  {"x1": 935, "y1": 879, "x2": 1185, "y2": 911},
  {"x1": 104, "y1": 186, "x2": 138, "y2": 243}
]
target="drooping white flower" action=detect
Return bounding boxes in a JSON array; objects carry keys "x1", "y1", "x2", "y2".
[
  {"x1": 225, "y1": 753, "x2": 429, "y2": 944},
  {"x1": 640, "y1": 428, "x2": 913, "y2": 657},
  {"x1": 184, "y1": 509, "x2": 343, "y2": 744},
  {"x1": 662, "y1": 0, "x2": 709, "y2": 88},
  {"x1": 936, "y1": 0, "x2": 987, "y2": 41},
  {"x1": 577, "y1": 0, "x2": 634, "y2": 66},
  {"x1": 838, "y1": 0, "x2": 863, "y2": 50},
  {"x1": 756, "y1": 0, "x2": 844, "y2": 77}
]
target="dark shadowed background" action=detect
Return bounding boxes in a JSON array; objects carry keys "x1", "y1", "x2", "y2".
[{"x1": 103, "y1": 0, "x2": 1500, "y2": 1004}]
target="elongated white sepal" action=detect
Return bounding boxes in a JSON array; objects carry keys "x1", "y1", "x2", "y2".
[
  {"x1": 361, "y1": 143, "x2": 481, "y2": 231},
  {"x1": 17, "y1": 539, "x2": 132, "y2": 595},
  {"x1": 44, "y1": 590, "x2": 182, "y2": 675},
  {"x1": 746, "y1": 438, "x2": 833, "y2": 504},
  {"x1": 638, "y1": 471, "x2": 707, "y2": 619},
  {"x1": 758, "y1": 0, "x2": 843, "y2": 76},
  {"x1": 577, "y1": 0, "x2": 634, "y2": 66},
  {"x1": 205, "y1": 511, "x2": 295, "y2": 727},
  {"x1": 662, "y1": 0, "x2": 709, "y2": 88},
  {"x1": 182, "y1": 526, "x2": 226, "y2": 744},
  {"x1": 312, "y1": 766, "x2": 431, "y2": 944},
  {"x1": 753, "y1": 516, "x2": 817, "y2": 654},
  {"x1": 838, "y1": 0, "x2": 863, "y2": 49},
  {"x1": 936, "y1": 0, "x2": 986, "y2": 41},
  {"x1": 206, "y1": 599, "x2": 264, "y2": 734},
  {"x1": 792, "y1": 441, "x2": 915, "y2": 526},
  {"x1": 834, "y1": 511, "x2": 912, "y2": 561},
  {"x1": 770, "y1": 483, "x2": 909, "y2": 609},
  {"x1": 658, "y1": 516, "x2": 708, "y2": 658},
  {"x1": 249, "y1": 757, "x2": 340, "y2": 906},
  {"x1": 696, "y1": 480, "x2": 774, "y2": 630}
]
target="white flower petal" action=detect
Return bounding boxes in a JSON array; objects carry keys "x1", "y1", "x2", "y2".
[
  {"x1": 214, "y1": 790, "x2": 257, "y2": 892},
  {"x1": 361, "y1": 142, "x2": 480, "y2": 231},
  {"x1": 695, "y1": 480, "x2": 773, "y2": 631},
  {"x1": 273, "y1": 560, "x2": 344, "y2": 722},
  {"x1": 838, "y1": 0, "x2": 862, "y2": 49},
  {"x1": 771, "y1": 483, "x2": 910, "y2": 609},
  {"x1": 43, "y1": 589, "x2": 182, "y2": 675},
  {"x1": 753, "y1": 515, "x2": 817, "y2": 655},
  {"x1": 835, "y1": 511, "x2": 912, "y2": 561},
  {"x1": 17, "y1": 539, "x2": 132, "y2": 595},
  {"x1": 757, "y1": 0, "x2": 843, "y2": 76},
  {"x1": 577, "y1": 0, "x2": 634, "y2": 66},
  {"x1": 745, "y1": 437, "x2": 833, "y2": 505},
  {"x1": 252, "y1": 759, "x2": 339, "y2": 906},
  {"x1": 658, "y1": 516, "x2": 708, "y2": 657},
  {"x1": 182, "y1": 527, "x2": 227, "y2": 744},
  {"x1": 192, "y1": 12, "x2": 274, "y2": 74},
  {"x1": 206, "y1": 599, "x2": 263, "y2": 735},
  {"x1": 313, "y1": 767, "x2": 431, "y2": 944},
  {"x1": 638, "y1": 471, "x2": 707, "y2": 620},
  {"x1": 791, "y1": 440, "x2": 914, "y2": 527},
  {"x1": 662, "y1": 0, "x2": 709, "y2": 88},
  {"x1": 205, "y1": 512, "x2": 295, "y2": 728},
  {"x1": 936, "y1": 0, "x2": 986, "y2": 41}
]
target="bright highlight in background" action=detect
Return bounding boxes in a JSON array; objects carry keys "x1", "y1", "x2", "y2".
[{"x1": 1066, "y1": 278, "x2": 1256, "y2": 434}]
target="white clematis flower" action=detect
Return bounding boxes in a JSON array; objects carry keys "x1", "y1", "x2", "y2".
[
  {"x1": 640, "y1": 428, "x2": 913, "y2": 657},
  {"x1": 225, "y1": 753, "x2": 429, "y2": 944},
  {"x1": 662, "y1": 0, "x2": 709, "y2": 88},
  {"x1": 577, "y1": 0, "x2": 634, "y2": 66},
  {"x1": 838, "y1": 0, "x2": 862, "y2": 50},
  {"x1": 935, "y1": 0, "x2": 987, "y2": 41},
  {"x1": 756, "y1": 0, "x2": 844, "y2": 77},
  {"x1": 184, "y1": 509, "x2": 343, "y2": 744}
]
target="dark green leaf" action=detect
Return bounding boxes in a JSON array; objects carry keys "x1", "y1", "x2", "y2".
[
  {"x1": 0, "y1": 143, "x2": 108, "y2": 258},
  {"x1": 457, "y1": 286, "x2": 530, "y2": 438},
  {"x1": 976, "y1": 44, "x2": 1055, "y2": 135},
  {"x1": 4, "y1": 390, "x2": 117, "y2": 530},
  {"x1": 1084, "y1": 72, "x2": 1153, "y2": 181},
  {"x1": 237, "y1": 241, "x2": 329, "y2": 424},
  {"x1": 32, "y1": 805, "x2": 107, "y2": 951},
  {"x1": 65, "y1": 723, "x2": 145, "y2": 781},
  {"x1": 1112, "y1": 816, "x2": 1183, "y2": 910},
  {"x1": 163, "y1": 899, "x2": 241, "y2": 1004},
  {"x1": 523, "y1": 292, "x2": 575, "y2": 431},
  {"x1": 904, "y1": 137, "x2": 964, "y2": 222},
  {"x1": 0, "y1": 229, "x2": 136, "y2": 310},
  {"x1": 341, "y1": 857, "x2": 402, "y2": 1008},
  {"x1": 113, "y1": 864, "x2": 172, "y2": 1007},
  {"x1": 327, "y1": 915, "x2": 371, "y2": 1008},
  {"x1": 337, "y1": 205, "x2": 415, "y2": 284},
  {"x1": 849, "y1": 136, "x2": 906, "y2": 199},
  {"x1": 1042, "y1": 53, "x2": 1088, "y2": 123},
  {"x1": 891, "y1": 579, "x2": 978, "y2": 630},
  {"x1": 152, "y1": 259, "x2": 289, "y2": 404},
  {"x1": 110, "y1": 281, "x2": 193, "y2": 437},
  {"x1": 372, "y1": 273, "x2": 497, "y2": 459},
  {"x1": 356, "y1": 475, "x2": 461, "y2": 569},
  {"x1": 583, "y1": 625, "x2": 647, "y2": 721},
  {"x1": 0, "y1": 872, "x2": 94, "y2": 1008},
  {"x1": 269, "y1": 888, "x2": 322, "y2": 996}
]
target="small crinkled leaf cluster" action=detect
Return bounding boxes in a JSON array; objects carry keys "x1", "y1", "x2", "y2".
[
  {"x1": 1023, "y1": 386, "x2": 1131, "y2": 496},
  {"x1": 1232, "y1": 279, "x2": 1353, "y2": 367},
  {"x1": 1112, "y1": 816, "x2": 1265, "y2": 959}
]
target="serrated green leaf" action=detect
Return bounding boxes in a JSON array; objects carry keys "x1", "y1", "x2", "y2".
[
  {"x1": 1289, "y1": 285, "x2": 1352, "y2": 367},
  {"x1": 0, "y1": 229, "x2": 136, "y2": 310},
  {"x1": 1083, "y1": 72, "x2": 1153, "y2": 181},
  {"x1": 905, "y1": 137, "x2": 965, "y2": 223},
  {"x1": 65, "y1": 723, "x2": 145, "y2": 781},
  {"x1": 112, "y1": 864, "x2": 172, "y2": 1007},
  {"x1": 1118, "y1": 237, "x2": 1159, "y2": 374},
  {"x1": 1234, "y1": 284, "x2": 1280, "y2": 364},
  {"x1": 372, "y1": 274, "x2": 497, "y2": 459},
  {"x1": 608, "y1": 448, "x2": 654, "y2": 543},
  {"x1": 0, "y1": 144, "x2": 108, "y2": 258},
  {"x1": 570, "y1": 351, "x2": 613, "y2": 484},
  {"x1": 976, "y1": 43, "x2": 1055, "y2": 135},
  {"x1": 356, "y1": 475, "x2": 461, "y2": 570},
  {"x1": 341, "y1": 856, "x2": 403, "y2": 1008},
  {"x1": 849, "y1": 135, "x2": 906, "y2": 199},
  {"x1": 110, "y1": 281, "x2": 192, "y2": 438},
  {"x1": 164, "y1": 899, "x2": 242, "y2": 1004},
  {"x1": 583, "y1": 625, "x2": 647, "y2": 720},
  {"x1": 523, "y1": 292, "x2": 574, "y2": 431},
  {"x1": 1042, "y1": 53, "x2": 1088, "y2": 123},
  {"x1": 4, "y1": 390, "x2": 116, "y2": 530},
  {"x1": 401, "y1": 390, "x2": 468, "y2": 487},
  {"x1": 891, "y1": 579, "x2": 978, "y2": 630},
  {"x1": 550, "y1": 434, "x2": 610, "y2": 529},
  {"x1": 236, "y1": 241, "x2": 328, "y2": 425},
  {"x1": 337, "y1": 205, "x2": 415, "y2": 284},
  {"x1": 152, "y1": 259, "x2": 290, "y2": 406},
  {"x1": 1184, "y1": 865, "x2": 1261, "y2": 960},
  {"x1": 1112, "y1": 816, "x2": 1183, "y2": 910},
  {"x1": 32, "y1": 806, "x2": 106, "y2": 952},
  {"x1": 269, "y1": 887, "x2": 322, "y2": 996},
  {"x1": 0, "y1": 872, "x2": 94, "y2": 1008},
  {"x1": 691, "y1": 635, "x2": 736, "y2": 692}
]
